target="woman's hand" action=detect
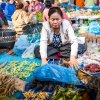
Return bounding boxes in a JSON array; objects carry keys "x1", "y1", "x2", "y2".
[
  {"x1": 42, "y1": 58, "x2": 48, "y2": 65},
  {"x1": 69, "y1": 56, "x2": 78, "y2": 69}
]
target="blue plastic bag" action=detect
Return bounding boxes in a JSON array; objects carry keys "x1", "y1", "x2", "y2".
[
  {"x1": 89, "y1": 21, "x2": 100, "y2": 35},
  {"x1": 33, "y1": 64, "x2": 82, "y2": 85},
  {"x1": 13, "y1": 35, "x2": 31, "y2": 56}
]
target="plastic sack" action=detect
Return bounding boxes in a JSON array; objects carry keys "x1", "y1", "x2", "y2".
[
  {"x1": 33, "y1": 64, "x2": 82, "y2": 85},
  {"x1": 22, "y1": 40, "x2": 40, "y2": 59},
  {"x1": 13, "y1": 35, "x2": 31, "y2": 56},
  {"x1": 89, "y1": 21, "x2": 100, "y2": 35}
]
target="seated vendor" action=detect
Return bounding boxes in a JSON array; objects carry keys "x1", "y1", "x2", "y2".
[
  {"x1": 34, "y1": 7, "x2": 79, "y2": 68},
  {"x1": 11, "y1": 2, "x2": 36, "y2": 39}
]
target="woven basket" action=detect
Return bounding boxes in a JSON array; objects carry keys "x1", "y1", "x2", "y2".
[{"x1": 0, "y1": 29, "x2": 16, "y2": 49}]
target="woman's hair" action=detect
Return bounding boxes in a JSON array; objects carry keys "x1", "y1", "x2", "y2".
[
  {"x1": 48, "y1": 7, "x2": 63, "y2": 18},
  {"x1": 7, "y1": 0, "x2": 10, "y2": 2},
  {"x1": 25, "y1": 1, "x2": 30, "y2": 5},
  {"x1": 45, "y1": 0, "x2": 51, "y2": 8},
  {"x1": 16, "y1": 2, "x2": 24, "y2": 9}
]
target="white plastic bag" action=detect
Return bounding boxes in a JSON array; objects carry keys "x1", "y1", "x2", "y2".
[{"x1": 22, "y1": 43, "x2": 35, "y2": 59}]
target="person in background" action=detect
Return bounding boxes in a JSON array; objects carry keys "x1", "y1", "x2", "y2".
[
  {"x1": 43, "y1": 0, "x2": 71, "y2": 23},
  {"x1": 76, "y1": 0, "x2": 84, "y2": 8},
  {"x1": 84, "y1": 0, "x2": 96, "y2": 8},
  {"x1": 12, "y1": 2, "x2": 36, "y2": 38},
  {"x1": 29, "y1": 0, "x2": 43, "y2": 13},
  {"x1": 24, "y1": 1, "x2": 30, "y2": 13},
  {"x1": 96, "y1": 0, "x2": 99, "y2": 6},
  {"x1": 0, "y1": 0, "x2": 6, "y2": 11},
  {"x1": 28, "y1": 0, "x2": 36, "y2": 14},
  {"x1": 34, "y1": 0, "x2": 44, "y2": 13},
  {"x1": 5, "y1": 0, "x2": 16, "y2": 26},
  {"x1": 35, "y1": 7, "x2": 78, "y2": 68}
]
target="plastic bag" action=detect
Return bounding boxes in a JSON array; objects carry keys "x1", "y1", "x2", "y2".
[
  {"x1": 89, "y1": 21, "x2": 100, "y2": 35},
  {"x1": 22, "y1": 40, "x2": 40, "y2": 59},
  {"x1": 33, "y1": 64, "x2": 82, "y2": 85},
  {"x1": 13, "y1": 35, "x2": 31, "y2": 56}
]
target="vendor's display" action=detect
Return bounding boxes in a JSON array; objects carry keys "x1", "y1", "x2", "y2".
[
  {"x1": 23, "y1": 90, "x2": 48, "y2": 100},
  {"x1": 0, "y1": 29, "x2": 16, "y2": 49},
  {"x1": 0, "y1": 61, "x2": 40, "y2": 80},
  {"x1": 51, "y1": 87, "x2": 82, "y2": 100},
  {"x1": 84, "y1": 64, "x2": 100, "y2": 73},
  {"x1": 67, "y1": 10, "x2": 100, "y2": 19},
  {"x1": 0, "y1": 74, "x2": 16, "y2": 98}
]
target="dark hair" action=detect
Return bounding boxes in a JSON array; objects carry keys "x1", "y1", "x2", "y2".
[
  {"x1": 45, "y1": 0, "x2": 51, "y2": 8},
  {"x1": 25, "y1": 1, "x2": 30, "y2": 5},
  {"x1": 36, "y1": 0, "x2": 41, "y2": 2},
  {"x1": 48, "y1": 7, "x2": 63, "y2": 18},
  {"x1": 7, "y1": 0, "x2": 10, "y2": 2},
  {"x1": 16, "y1": 2, "x2": 24, "y2": 9}
]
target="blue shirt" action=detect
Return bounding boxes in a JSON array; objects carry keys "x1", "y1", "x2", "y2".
[
  {"x1": 0, "y1": 2, "x2": 6, "y2": 10},
  {"x1": 5, "y1": 3, "x2": 16, "y2": 21}
]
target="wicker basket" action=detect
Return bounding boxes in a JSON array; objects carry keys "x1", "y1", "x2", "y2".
[{"x1": 0, "y1": 29, "x2": 16, "y2": 49}]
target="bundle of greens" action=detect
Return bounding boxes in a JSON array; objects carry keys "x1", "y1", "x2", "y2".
[
  {"x1": 52, "y1": 87, "x2": 82, "y2": 100},
  {"x1": 0, "y1": 61, "x2": 40, "y2": 79}
]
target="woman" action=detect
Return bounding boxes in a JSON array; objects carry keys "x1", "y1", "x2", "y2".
[
  {"x1": 24, "y1": 1, "x2": 30, "y2": 13},
  {"x1": 76, "y1": 0, "x2": 84, "y2": 8},
  {"x1": 35, "y1": 7, "x2": 78, "y2": 68},
  {"x1": 28, "y1": 0, "x2": 35, "y2": 14},
  {"x1": 43, "y1": 0, "x2": 71, "y2": 23},
  {"x1": 5, "y1": 0, "x2": 16, "y2": 26},
  {"x1": 29, "y1": 0, "x2": 44, "y2": 13},
  {"x1": 34, "y1": 0, "x2": 44, "y2": 13},
  {"x1": 12, "y1": 2, "x2": 35, "y2": 37}
]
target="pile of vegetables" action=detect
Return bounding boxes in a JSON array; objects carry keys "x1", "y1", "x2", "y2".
[
  {"x1": 0, "y1": 74, "x2": 16, "y2": 98},
  {"x1": 23, "y1": 90, "x2": 48, "y2": 100},
  {"x1": 84, "y1": 63, "x2": 100, "y2": 73},
  {"x1": 52, "y1": 87, "x2": 82, "y2": 100},
  {"x1": 0, "y1": 61, "x2": 40, "y2": 79}
]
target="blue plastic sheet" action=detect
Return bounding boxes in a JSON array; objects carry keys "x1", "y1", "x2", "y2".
[
  {"x1": 33, "y1": 64, "x2": 82, "y2": 86},
  {"x1": 0, "y1": 53, "x2": 41, "y2": 65}
]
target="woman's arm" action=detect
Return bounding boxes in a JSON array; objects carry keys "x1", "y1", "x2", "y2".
[
  {"x1": 65, "y1": 20, "x2": 78, "y2": 67},
  {"x1": 40, "y1": 24, "x2": 48, "y2": 65}
]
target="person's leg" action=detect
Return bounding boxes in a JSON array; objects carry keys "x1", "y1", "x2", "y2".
[
  {"x1": 59, "y1": 43, "x2": 71, "y2": 60},
  {"x1": 34, "y1": 45, "x2": 59, "y2": 59}
]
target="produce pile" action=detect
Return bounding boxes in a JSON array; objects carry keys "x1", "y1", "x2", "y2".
[
  {"x1": 0, "y1": 74, "x2": 16, "y2": 98},
  {"x1": 23, "y1": 90, "x2": 48, "y2": 100},
  {"x1": 51, "y1": 87, "x2": 82, "y2": 100},
  {"x1": 84, "y1": 64, "x2": 100, "y2": 73},
  {"x1": 66, "y1": 10, "x2": 100, "y2": 19},
  {"x1": 0, "y1": 61, "x2": 40, "y2": 79}
]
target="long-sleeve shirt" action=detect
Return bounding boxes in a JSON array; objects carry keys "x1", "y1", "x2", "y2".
[
  {"x1": 12, "y1": 9, "x2": 33, "y2": 35},
  {"x1": 5, "y1": 3, "x2": 16, "y2": 21},
  {"x1": 40, "y1": 19, "x2": 78, "y2": 58}
]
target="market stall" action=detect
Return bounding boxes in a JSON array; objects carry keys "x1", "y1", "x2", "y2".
[{"x1": 0, "y1": 5, "x2": 100, "y2": 100}]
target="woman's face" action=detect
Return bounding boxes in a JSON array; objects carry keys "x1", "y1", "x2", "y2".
[
  {"x1": 10, "y1": 0, "x2": 14, "y2": 4},
  {"x1": 25, "y1": 2, "x2": 29, "y2": 6},
  {"x1": 49, "y1": 12, "x2": 62, "y2": 29}
]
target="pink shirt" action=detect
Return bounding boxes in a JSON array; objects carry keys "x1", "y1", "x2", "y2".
[{"x1": 43, "y1": 8, "x2": 71, "y2": 24}]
